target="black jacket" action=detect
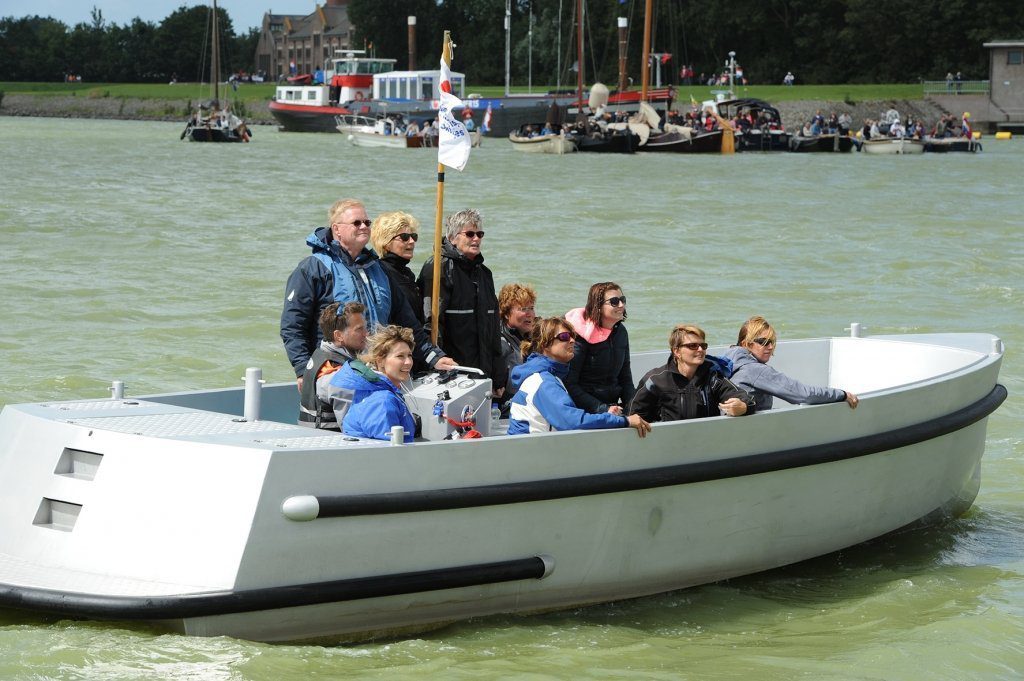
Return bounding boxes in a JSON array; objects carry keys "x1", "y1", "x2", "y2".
[
  {"x1": 565, "y1": 322, "x2": 635, "y2": 413},
  {"x1": 380, "y1": 252, "x2": 424, "y2": 326},
  {"x1": 418, "y1": 240, "x2": 508, "y2": 388},
  {"x1": 629, "y1": 356, "x2": 755, "y2": 422}
]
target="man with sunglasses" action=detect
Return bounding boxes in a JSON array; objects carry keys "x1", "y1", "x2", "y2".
[
  {"x1": 281, "y1": 198, "x2": 455, "y2": 388},
  {"x1": 629, "y1": 324, "x2": 755, "y2": 423},
  {"x1": 417, "y1": 208, "x2": 508, "y2": 395}
]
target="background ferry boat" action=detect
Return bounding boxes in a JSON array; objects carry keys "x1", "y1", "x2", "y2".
[{"x1": 269, "y1": 51, "x2": 582, "y2": 138}]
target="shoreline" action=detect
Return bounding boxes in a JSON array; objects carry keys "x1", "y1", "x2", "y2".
[{"x1": 0, "y1": 93, "x2": 946, "y2": 131}]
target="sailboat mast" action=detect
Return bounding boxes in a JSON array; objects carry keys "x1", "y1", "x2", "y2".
[
  {"x1": 212, "y1": 0, "x2": 220, "y2": 103},
  {"x1": 640, "y1": 0, "x2": 652, "y2": 101},
  {"x1": 576, "y1": 0, "x2": 584, "y2": 116}
]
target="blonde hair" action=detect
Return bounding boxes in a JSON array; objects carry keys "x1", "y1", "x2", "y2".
[
  {"x1": 521, "y1": 317, "x2": 575, "y2": 358},
  {"x1": 736, "y1": 316, "x2": 776, "y2": 347},
  {"x1": 360, "y1": 325, "x2": 415, "y2": 369},
  {"x1": 498, "y1": 283, "x2": 537, "y2": 321},
  {"x1": 328, "y1": 198, "x2": 365, "y2": 225},
  {"x1": 371, "y1": 210, "x2": 419, "y2": 254},
  {"x1": 669, "y1": 324, "x2": 706, "y2": 349}
]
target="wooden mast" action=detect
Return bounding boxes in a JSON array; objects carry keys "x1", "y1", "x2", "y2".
[
  {"x1": 639, "y1": 0, "x2": 652, "y2": 102},
  {"x1": 575, "y1": 0, "x2": 584, "y2": 123},
  {"x1": 211, "y1": 0, "x2": 220, "y2": 104}
]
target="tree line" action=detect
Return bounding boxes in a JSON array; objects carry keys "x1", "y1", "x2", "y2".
[
  {"x1": 0, "y1": 7, "x2": 257, "y2": 82},
  {"x1": 2, "y1": 1, "x2": 1021, "y2": 85},
  {"x1": 350, "y1": 0, "x2": 1022, "y2": 87}
]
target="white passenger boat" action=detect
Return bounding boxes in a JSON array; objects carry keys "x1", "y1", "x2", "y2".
[
  {"x1": 0, "y1": 329, "x2": 1005, "y2": 642},
  {"x1": 508, "y1": 124, "x2": 577, "y2": 154},
  {"x1": 861, "y1": 137, "x2": 926, "y2": 154},
  {"x1": 339, "y1": 115, "x2": 426, "y2": 149}
]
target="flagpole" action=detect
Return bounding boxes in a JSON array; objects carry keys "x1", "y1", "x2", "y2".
[{"x1": 430, "y1": 31, "x2": 454, "y2": 345}]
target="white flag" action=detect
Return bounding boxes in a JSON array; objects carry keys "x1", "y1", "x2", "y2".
[{"x1": 437, "y1": 57, "x2": 471, "y2": 171}]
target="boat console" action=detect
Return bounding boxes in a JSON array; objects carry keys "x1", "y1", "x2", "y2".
[{"x1": 404, "y1": 367, "x2": 495, "y2": 440}]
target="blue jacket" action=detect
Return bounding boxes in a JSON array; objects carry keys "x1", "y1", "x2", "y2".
[
  {"x1": 507, "y1": 353, "x2": 627, "y2": 435},
  {"x1": 720, "y1": 346, "x2": 845, "y2": 412},
  {"x1": 280, "y1": 227, "x2": 444, "y2": 375},
  {"x1": 332, "y1": 360, "x2": 415, "y2": 443}
]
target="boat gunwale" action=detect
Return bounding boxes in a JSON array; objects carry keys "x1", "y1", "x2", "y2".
[{"x1": 304, "y1": 383, "x2": 1007, "y2": 517}]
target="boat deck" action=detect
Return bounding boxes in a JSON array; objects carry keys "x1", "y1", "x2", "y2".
[{"x1": 16, "y1": 398, "x2": 489, "y2": 449}]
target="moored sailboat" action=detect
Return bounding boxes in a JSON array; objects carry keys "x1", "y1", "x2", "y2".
[{"x1": 181, "y1": 0, "x2": 250, "y2": 143}]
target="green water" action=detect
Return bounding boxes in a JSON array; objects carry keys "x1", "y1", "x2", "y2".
[{"x1": 0, "y1": 117, "x2": 1022, "y2": 679}]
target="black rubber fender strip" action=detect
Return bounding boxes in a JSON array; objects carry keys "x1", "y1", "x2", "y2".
[{"x1": 312, "y1": 384, "x2": 1008, "y2": 517}]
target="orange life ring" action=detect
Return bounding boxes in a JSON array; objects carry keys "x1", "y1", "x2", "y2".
[{"x1": 355, "y1": 92, "x2": 364, "y2": 101}]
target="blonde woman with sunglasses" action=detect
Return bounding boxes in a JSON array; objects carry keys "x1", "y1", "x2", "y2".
[
  {"x1": 372, "y1": 211, "x2": 424, "y2": 326},
  {"x1": 721, "y1": 316, "x2": 859, "y2": 412},
  {"x1": 507, "y1": 318, "x2": 650, "y2": 438}
]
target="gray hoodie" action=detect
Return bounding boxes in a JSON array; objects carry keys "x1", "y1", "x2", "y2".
[{"x1": 720, "y1": 346, "x2": 846, "y2": 412}]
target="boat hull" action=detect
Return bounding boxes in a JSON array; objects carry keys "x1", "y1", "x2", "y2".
[
  {"x1": 640, "y1": 129, "x2": 723, "y2": 153},
  {"x1": 346, "y1": 132, "x2": 424, "y2": 148},
  {"x1": 735, "y1": 129, "x2": 792, "y2": 152},
  {"x1": 508, "y1": 133, "x2": 576, "y2": 154},
  {"x1": 789, "y1": 134, "x2": 859, "y2": 152},
  {"x1": 0, "y1": 334, "x2": 1005, "y2": 642},
  {"x1": 270, "y1": 98, "x2": 571, "y2": 138},
  {"x1": 924, "y1": 137, "x2": 982, "y2": 153},
  {"x1": 861, "y1": 138, "x2": 925, "y2": 154}
]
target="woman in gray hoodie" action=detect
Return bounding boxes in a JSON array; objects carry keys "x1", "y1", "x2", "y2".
[{"x1": 721, "y1": 316, "x2": 859, "y2": 412}]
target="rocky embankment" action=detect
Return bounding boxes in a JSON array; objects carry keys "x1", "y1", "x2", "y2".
[
  {"x1": 0, "y1": 93, "x2": 277, "y2": 125},
  {"x1": 773, "y1": 99, "x2": 946, "y2": 129},
  {"x1": 0, "y1": 92, "x2": 945, "y2": 130}
]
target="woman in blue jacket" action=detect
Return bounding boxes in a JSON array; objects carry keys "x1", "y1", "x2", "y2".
[
  {"x1": 333, "y1": 325, "x2": 417, "y2": 443},
  {"x1": 508, "y1": 317, "x2": 650, "y2": 438}
]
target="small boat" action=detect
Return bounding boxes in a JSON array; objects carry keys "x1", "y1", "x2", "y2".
[
  {"x1": 508, "y1": 124, "x2": 576, "y2": 154},
  {"x1": 568, "y1": 124, "x2": 641, "y2": 153},
  {"x1": 339, "y1": 115, "x2": 426, "y2": 149},
  {"x1": 180, "y1": 0, "x2": 250, "y2": 143},
  {"x1": 714, "y1": 98, "x2": 791, "y2": 152},
  {"x1": 924, "y1": 137, "x2": 982, "y2": 153},
  {"x1": 788, "y1": 133, "x2": 861, "y2": 152},
  {"x1": 0, "y1": 328, "x2": 1005, "y2": 642},
  {"x1": 860, "y1": 137, "x2": 926, "y2": 154}
]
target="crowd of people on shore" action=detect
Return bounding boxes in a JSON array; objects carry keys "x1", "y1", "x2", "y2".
[{"x1": 281, "y1": 199, "x2": 859, "y2": 443}]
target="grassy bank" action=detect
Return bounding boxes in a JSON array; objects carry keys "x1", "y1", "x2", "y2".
[{"x1": 0, "y1": 81, "x2": 924, "y2": 104}]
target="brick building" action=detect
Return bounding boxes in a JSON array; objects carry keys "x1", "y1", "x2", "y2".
[{"x1": 254, "y1": 1, "x2": 354, "y2": 81}]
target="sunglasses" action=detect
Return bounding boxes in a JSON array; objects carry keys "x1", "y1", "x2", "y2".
[
  {"x1": 752, "y1": 337, "x2": 775, "y2": 347},
  {"x1": 554, "y1": 331, "x2": 575, "y2": 342},
  {"x1": 347, "y1": 219, "x2": 372, "y2": 228},
  {"x1": 460, "y1": 230, "x2": 486, "y2": 239},
  {"x1": 678, "y1": 342, "x2": 708, "y2": 351},
  {"x1": 392, "y1": 232, "x2": 419, "y2": 242},
  {"x1": 603, "y1": 296, "x2": 627, "y2": 307}
]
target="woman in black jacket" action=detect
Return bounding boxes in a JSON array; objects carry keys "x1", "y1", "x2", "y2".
[
  {"x1": 564, "y1": 281, "x2": 635, "y2": 415},
  {"x1": 371, "y1": 210, "x2": 424, "y2": 325}
]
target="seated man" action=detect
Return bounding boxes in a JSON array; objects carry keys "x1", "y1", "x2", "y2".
[
  {"x1": 630, "y1": 324, "x2": 754, "y2": 422},
  {"x1": 298, "y1": 302, "x2": 368, "y2": 430}
]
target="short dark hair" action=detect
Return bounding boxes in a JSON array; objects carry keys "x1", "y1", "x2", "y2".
[{"x1": 319, "y1": 301, "x2": 366, "y2": 340}]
